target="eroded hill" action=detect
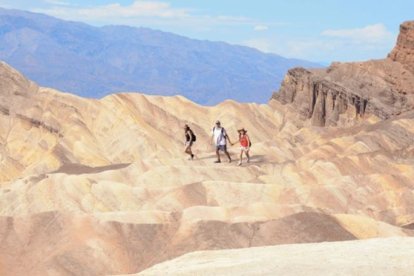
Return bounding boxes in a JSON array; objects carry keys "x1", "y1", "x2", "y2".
[{"x1": 0, "y1": 21, "x2": 414, "y2": 276}]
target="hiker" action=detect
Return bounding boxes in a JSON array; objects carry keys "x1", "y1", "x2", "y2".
[
  {"x1": 232, "y1": 128, "x2": 251, "y2": 166},
  {"x1": 184, "y1": 124, "x2": 196, "y2": 160},
  {"x1": 211, "y1": 120, "x2": 232, "y2": 163}
]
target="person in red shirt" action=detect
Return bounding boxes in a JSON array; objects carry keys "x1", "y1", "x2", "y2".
[{"x1": 232, "y1": 128, "x2": 251, "y2": 166}]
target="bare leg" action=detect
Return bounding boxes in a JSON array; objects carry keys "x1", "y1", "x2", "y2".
[
  {"x1": 224, "y1": 149, "x2": 232, "y2": 163},
  {"x1": 215, "y1": 148, "x2": 221, "y2": 163},
  {"x1": 246, "y1": 151, "x2": 250, "y2": 163},
  {"x1": 185, "y1": 146, "x2": 194, "y2": 159},
  {"x1": 238, "y1": 151, "x2": 243, "y2": 165},
  {"x1": 190, "y1": 146, "x2": 194, "y2": 159}
]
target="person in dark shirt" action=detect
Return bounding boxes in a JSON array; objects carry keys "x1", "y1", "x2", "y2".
[{"x1": 184, "y1": 124, "x2": 196, "y2": 160}]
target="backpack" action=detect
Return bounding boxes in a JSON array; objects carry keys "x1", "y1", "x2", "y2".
[
  {"x1": 191, "y1": 131, "x2": 197, "y2": 142},
  {"x1": 213, "y1": 127, "x2": 226, "y2": 137}
]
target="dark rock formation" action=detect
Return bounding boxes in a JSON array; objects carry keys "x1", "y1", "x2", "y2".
[
  {"x1": 272, "y1": 21, "x2": 414, "y2": 127},
  {"x1": 389, "y1": 21, "x2": 414, "y2": 74},
  {"x1": 274, "y1": 68, "x2": 371, "y2": 126}
]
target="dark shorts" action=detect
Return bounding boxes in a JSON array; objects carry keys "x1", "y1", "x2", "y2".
[{"x1": 216, "y1": 145, "x2": 227, "y2": 152}]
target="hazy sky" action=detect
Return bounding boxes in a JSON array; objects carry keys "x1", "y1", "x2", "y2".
[{"x1": 0, "y1": 0, "x2": 413, "y2": 63}]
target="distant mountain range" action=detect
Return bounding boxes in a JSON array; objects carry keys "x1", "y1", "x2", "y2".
[{"x1": 0, "y1": 7, "x2": 321, "y2": 104}]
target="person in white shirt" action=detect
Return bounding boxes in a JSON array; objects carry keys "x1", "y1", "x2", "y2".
[{"x1": 211, "y1": 120, "x2": 233, "y2": 163}]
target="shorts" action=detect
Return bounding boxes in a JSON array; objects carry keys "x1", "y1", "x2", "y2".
[
  {"x1": 240, "y1": 146, "x2": 250, "y2": 152},
  {"x1": 216, "y1": 145, "x2": 227, "y2": 152}
]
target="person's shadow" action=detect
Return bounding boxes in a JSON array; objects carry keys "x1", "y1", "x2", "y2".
[
  {"x1": 196, "y1": 154, "x2": 220, "y2": 161},
  {"x1": 195, "y1": 154, "x2": 267, "y2": 164},
  {"x1": 247, "y1": 155, "x2": 266, "y2": 164}
]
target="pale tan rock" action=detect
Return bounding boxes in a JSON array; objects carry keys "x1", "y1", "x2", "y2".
[{"x1": 136, "y1": 237, "x2": 414, "y2": 276}]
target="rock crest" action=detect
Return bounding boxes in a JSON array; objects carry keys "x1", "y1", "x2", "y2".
[
  {"x1": 273, "y1": 21, "x2": 414, "y2": 127},
  {"x1": 388, "y1": 21, "x2": 414, "y2": 73}
]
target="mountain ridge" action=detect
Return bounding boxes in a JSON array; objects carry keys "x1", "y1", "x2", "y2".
[{"x1": 0, "y1": 7, "x2": 320, "y2": 104}]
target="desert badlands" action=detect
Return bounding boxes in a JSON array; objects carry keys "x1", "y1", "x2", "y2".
[{"x1": 1, "y1": 21, "x2": 414, "y2": 275}]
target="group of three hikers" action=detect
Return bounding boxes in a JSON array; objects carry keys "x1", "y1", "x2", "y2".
[{"x1": 184, "y1": 120, "x2": 251, "y2": 166}]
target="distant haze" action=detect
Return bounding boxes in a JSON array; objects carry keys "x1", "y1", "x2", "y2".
[{"x1": 0, "y1": 8, "x2": 320, "y2": 104}]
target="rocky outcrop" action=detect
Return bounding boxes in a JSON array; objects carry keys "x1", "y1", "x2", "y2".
[
  {"x1": 274, "y1": 68, "x2": 371, "y2": 126},
  {"x1": 0, "y1": 62, "x2": 63, "y2": 138},
  {"x1": 272, "y1": 21, "x2": 414, "y2": 127},
  {"x1": 0, "y1": 61, "x2": 38, "y2": 106},
  {"x1": 388, "y1": 21, "x2": 414, "y2": 74}
]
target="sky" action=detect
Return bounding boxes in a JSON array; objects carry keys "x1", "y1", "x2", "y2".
[{"x1": 0, "y1": 0, "x2": 413, "y2": 63}]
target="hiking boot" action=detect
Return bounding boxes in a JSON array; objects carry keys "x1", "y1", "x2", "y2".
[{"x1": 214, "y1": 160, "x2": 221, "y2": 163}]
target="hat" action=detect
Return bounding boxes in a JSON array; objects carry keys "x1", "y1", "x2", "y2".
[{"x1": 238, "y1": 128, "x2": 247, "y2": 133}]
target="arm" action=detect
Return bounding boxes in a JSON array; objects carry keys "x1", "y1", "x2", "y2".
[
  {"x1": 230, "y1": 133, "x2": 240, "y2": 146},
  {"x1": 225, "y1": 130, "x2": 233, "y2": 145}
]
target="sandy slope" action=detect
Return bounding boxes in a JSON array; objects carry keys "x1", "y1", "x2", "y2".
[
  {"x1": 1, "y1": 61, "x2": 414, "y2": 275},
  {"x1": 136, "y1": 237, "x2": 414, "y2": 276}
]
